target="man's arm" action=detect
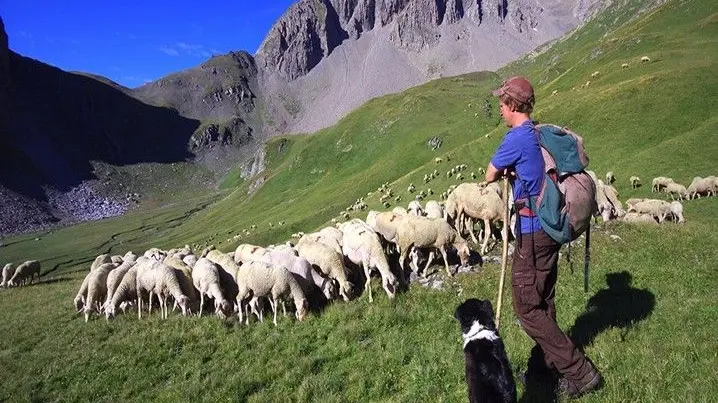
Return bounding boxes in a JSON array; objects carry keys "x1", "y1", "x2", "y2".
[{"x1": 485, "y1": 162, "x2": 501, "y2": 183}]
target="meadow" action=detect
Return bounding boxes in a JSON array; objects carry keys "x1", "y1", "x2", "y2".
[{"x1": 1, "y1": 0, "x2": 717, "y2": 401}]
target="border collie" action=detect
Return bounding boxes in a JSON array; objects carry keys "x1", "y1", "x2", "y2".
[{"x1": 454, "y1": 299, "x2": 517, "y2": 403}]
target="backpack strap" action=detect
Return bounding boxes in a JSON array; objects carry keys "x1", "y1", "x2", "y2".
[{"x1": 584, "y1": 224, "x2": 591, "y2": 292}]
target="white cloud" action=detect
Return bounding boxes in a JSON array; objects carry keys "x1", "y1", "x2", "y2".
[{"x1": 159, "y1": 46, "x2": 180, "y2": 56}]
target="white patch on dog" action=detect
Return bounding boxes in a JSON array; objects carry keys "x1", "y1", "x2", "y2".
[{"x1": 462, "y1": 320, "x2": 499, "y2": 348}]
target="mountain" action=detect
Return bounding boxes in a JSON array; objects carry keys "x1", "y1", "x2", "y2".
[
  {"x1": 0, "y1": 0, "x2": 605, "y2": 235},
  {"x1": 255, "y1": 0, "x2": 604, "y2": 134}
]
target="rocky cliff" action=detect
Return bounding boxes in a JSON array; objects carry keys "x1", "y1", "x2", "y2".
[{"x1": 256, "y1": 0, "x2": 603, "y2": 134}]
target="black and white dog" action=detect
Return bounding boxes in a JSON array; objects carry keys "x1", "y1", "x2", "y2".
[{"x1": 454, "y1": 299, "x2": 517, "y2": 403}]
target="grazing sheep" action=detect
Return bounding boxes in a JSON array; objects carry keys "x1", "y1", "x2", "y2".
[
  {"x1": 106, "y1": 266, "x2": 139, "y2": 320},
  {"x1": 663, "y1": 182, "x2": 688, "y2": 200},
  {"x1": 268, "y1": 245, "x2": 337, "y2": 301},
  {"x1": 668, "y1": 201, "x2": 685, "y2": 223},
  {"x1": 445, "y1": 183, "x2": 505, "y2": 254},
  {"x1": 153, "y1": 264, "x2": 193, "y2": 319},
  {"x1": 595, "y1": 180, "x2": 624, "y2": 221},
  {"x1": 295, "y1": 240, "x2": 354, "y2": 301},
  {"x1": 339, "y1": 219, "x2": 398, "y2": 302},
  {"x1": 641, "y1": 56, "x2": 651, "y2": 62},
  {"x1": 424, "y1": 200, "x2": 444, "y2": 219},
  {"x1": 625, "y1": 198, "x2": 646, "y2": 212},
  {"x1": 620, "y1": 212, "x2": 658, "y2": 224},
  {"x1": 591, "y1": 71, "x2": 600, "y2": 78},
  {"x1": 629, "y1": 199, "x2": 672, "y2": 223},
  {"x1": 630, "y1": 176, "x2": 641, "y2": 189},
  {"x1": 1, "y1": 263, "x2": 14, "y2": 288},
  {"x1": 90, "y1": 254, "x2": 112, "y2": 271},
  {"x1": 235, "y1": 261, "x2": 308, "y2": 326},
  {"x1": 687, "y1": 176, "x2": 716, "y2": 199},
  {"x1": 621, "y1": 63, "x2": 629, "y2": 68},
  {"x1": 102, "y1": 258, "x2": 137, "y2": 315},
  {"x1": 163, "y1": 256, "x2": 199, "y2": 313},
  {"x1": 192, "y1": 258, "x2": 233, "y2": 318},
  {"x1": 183, "y1": 254, "x2": 198, "y2": 268},
  {"x1": 652, "y1": 177, "x2": 675, "y2": 192},
  {"x1": 83, "y1": 263, "x2": 117, "y2": 322},
  {"x1": 394, "y1": 216, "x2": 470, "y2": 278},
  {"x1": 407, "y1": 200, "x2": 423, "y2": 216},
  {"x1": 110, "y1": 255, "x2": 124, "y2": 264},
  {"x1": 435, "y1": 157, "x2": 443, "y2": 163},
  {"x1": 8, "y1": 260, "x2": 41, "y2": 287},
  {"x1": 297, "y1": 229, "x2": 343, "y2": 256},
  {"x1": 606, "y1": 171, "x2": 615, "y2": 184}
]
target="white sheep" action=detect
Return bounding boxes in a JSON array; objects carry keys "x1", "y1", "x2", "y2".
[
  {"x1": 90, "y1": 254, "x2": 112, "y2": 271},
  {"x1": 629, "y1": 199, "x2": 672, "y2": 223},
  {"x1": 235, "y1": 260, "x2": 308, "y2": 326},
  {"x1": 183, "y1": 254, "x2": 198, "y2": 268},
  {"x1": 102, "y1": 258, "x2": 137, "y2": 315},
  {"x1": 651, "y1": 176, "x2": 675, "y2": 192},
  {"x1": 591, "y1": 71, "x2": 600, "y2": 78},
  {"x1": 663, "y1": 182, "x2": 688, "y2": 200},
  {"x1": 191, "y1": 258, "x2": 233, "y2": 318},
  {"x1": 392, "y1": 206, "x2": 408, "y2": 216},
  {"x1": 605, "y1": 171, "x2": 615, "y2": 184},
  {"x1": 630, "y1": 176, "x2": 641, "y2": 189},
  {"x1": 424, "y1": 200, "x2": 444, "y2": 219},
  {"x1": 8, "y1": 260, "x2": 41, "y2": 287},
  {"x1": 295, "y1": 239, "x2": 354, "y2": 301},
  {"x1": 668, "y1": 201, "x2": 685, "y2": 223},
  {"x1": 153, "y1": 264, "x2": 193, "y2": 319},
  {"x1": 394, "y1": 215, "x2": 470, "y2": 278},
  {"x1": 407, "y1": 200, "x2": 423, "y2": 216},
  {"x1": 268, "y1": 245, "x2": 337, "y2": 300},
  {"x1": 620, "y1": 212, "x2": 658, "y2": 224},
  {"x1": 106, "y1": 266, "x2": 138, "y2": 320},
  {"x1": 1, "y1": 263, "x2": 14, "y2": 287},
  {"x1": 339, "y1": 219, "x2": 398, "y2": 302},
  {"x1": 641, "y1": 56, "x2": 651, "y2": 62},
  {"x1": 445, "y1": 183, "x2": 505, "y2": 254},
  {"x1": 297, "y1": 228, "x2": 343, "y2": 256},
  {"x1": 83, "y1": 263, "x2": 117, "y2": 322},
  {"x1": 687, "y1": 176, "x2": 716, "y2": 199},
  {"x1": 621, "y1": 63, "x2": 629, "y2": 69},
  {"x1": 163, "y1": 255, "x2": 199, "y2": 313},
  {"x1": 434, "y1": 157, "x2": 443, "y2": 164}
]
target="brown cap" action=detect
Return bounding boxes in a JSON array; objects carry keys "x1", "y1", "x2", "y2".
[{"x1": 491, "y1": 76, "x2": 534, "y2": 104}]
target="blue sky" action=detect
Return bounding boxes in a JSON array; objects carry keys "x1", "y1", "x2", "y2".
[{"x1": 1, "y1": 0, "x2": 296, "y2": 88}]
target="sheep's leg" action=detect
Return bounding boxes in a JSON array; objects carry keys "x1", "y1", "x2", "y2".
[
  {"x1": 467, "y1": 219, "x2": 480, "y2": 244},
  {"x1": 148, "y1": 292, "x2": 154, "y2": 315},
  {"x1": 439, "y1": 246, "x2": 452, "y2": 277},
  {"x1": 410, "y1": 248, "x2": 421, "y2": 276},
  {"x1": 398, "y1": 246, "x2": 410, "y2": 285},
  {"x1": 422, "y1": 250, "x2": 436, "y2": 277},
  {"x1": 237, "y1": 300, "x2": 244, "y2": 323},
  {"x1": 137, "y1": 294, "x2": 142, "y2": 320},
  {"x1": 272, "y1": 297, "x2": 278, "y2": 327},
  {"x1": 480, "y1": 218, "x2": 492, "y2": 255},
  {"x1": 281, "y1": 300, "x2": 287, "y2": 317},
  {"x1": 362, "y1": 261, "x2": 373, "y2": 303},
  {"x1": 245, "y1": 302, "x2": 251, "y2": 325},
  {"x1": 199, "y1": 293, "x2": 204, "y2": 317}
]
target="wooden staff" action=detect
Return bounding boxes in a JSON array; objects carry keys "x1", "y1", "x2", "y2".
[{"x1": 495, "y1": 175, "x2": 510, "y2": 329}]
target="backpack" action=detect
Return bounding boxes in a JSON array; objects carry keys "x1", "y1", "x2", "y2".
[{"x1": 516, "y1": 123, "x2": 597, "y2": 291}]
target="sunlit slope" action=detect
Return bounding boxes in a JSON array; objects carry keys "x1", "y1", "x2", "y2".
[{"x1": 1, "y1": 0, "x2": 716, "y2": 273}]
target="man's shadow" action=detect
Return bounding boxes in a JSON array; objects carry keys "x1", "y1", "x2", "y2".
[
  {"x1": 518, "y1": 271, "x2": 655, "y2": 402},
  {"x1": 569, "y1": 271, "x2": 655, "y2": 349}
]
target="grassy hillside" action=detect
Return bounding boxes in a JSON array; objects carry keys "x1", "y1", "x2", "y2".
[{"x1": 1, "y1": 0, "x2": 717, "y2": 401}]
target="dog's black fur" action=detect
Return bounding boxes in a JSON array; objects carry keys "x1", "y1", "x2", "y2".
[{"x1": 454, "y1": 299, "x2": 517, "y2": 403}]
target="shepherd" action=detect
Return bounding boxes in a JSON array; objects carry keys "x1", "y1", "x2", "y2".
[{"x1": 485, "y1": 76, "x2": 602, "y2": 399}]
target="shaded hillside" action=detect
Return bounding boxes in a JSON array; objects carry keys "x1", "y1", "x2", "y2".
[{"x1": 0, "y1": 45, "x2": 203, "y2": 235}]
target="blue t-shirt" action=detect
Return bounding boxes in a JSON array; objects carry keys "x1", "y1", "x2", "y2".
[{"x1": 490, "y1": 120, "x2": 544, "y2": 233}]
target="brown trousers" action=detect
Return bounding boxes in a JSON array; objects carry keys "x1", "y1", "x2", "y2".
[{"x1": 512, "y1": 230, "x2": 591, "y2": 381}]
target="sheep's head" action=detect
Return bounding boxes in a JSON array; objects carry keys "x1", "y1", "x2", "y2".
[
  {"x1": 455, "y1": 238, "x2": 471, "y2": 267},
  {"x1": 382, "y1": 274, "x2": 398, "y2": 298},
  {"x1": 340, "y1": 281, "x2": 355, "y2": 301},
  {"x1": 177, "y1": 295, "x2": 190, "y2": 316},
  {"x1": 74, "y1": 295, "x2": 84, "y2": 313},
  {"x1": 322, "y1": 279, "x2": 338, "y2": 300},
  {"x1": 216, "y1": 299, "x2": 233, "y2": 318},
  {"x1": 295, "y1": 299, "x2": 309, "y2": 321}
]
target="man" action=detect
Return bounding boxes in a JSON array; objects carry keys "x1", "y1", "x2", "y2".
[{"x1": 484, "y1": 76, "x2": 602, "y2": 399}]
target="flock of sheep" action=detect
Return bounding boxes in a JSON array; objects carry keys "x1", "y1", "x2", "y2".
[{"x1": 2, "y1": 154, "x2": 716, "y2": 327}]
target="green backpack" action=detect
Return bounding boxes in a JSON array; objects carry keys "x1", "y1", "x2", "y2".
[{"x1": 516, "y1": 123, "x2": 598, "y2": 291}]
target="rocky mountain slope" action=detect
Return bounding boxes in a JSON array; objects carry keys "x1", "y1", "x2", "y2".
[
  {"x1": 255, "y1": 0, "x2": 604, "y2": 134},
  {"x1": 0, "y1": 0, "x2": 607, "y2": 235}
]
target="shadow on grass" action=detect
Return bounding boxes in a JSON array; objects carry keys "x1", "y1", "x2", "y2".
[
  {"x1": 518, "y1": 271, "x2": 655, "y2": 403},
  {"x1": 569, "y1": 271, "x2": 655, "y2": 350}
]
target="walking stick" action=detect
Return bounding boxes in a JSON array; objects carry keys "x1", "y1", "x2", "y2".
[{"x1": 495, "y1": 175, "x2": 510, "y2": 329}]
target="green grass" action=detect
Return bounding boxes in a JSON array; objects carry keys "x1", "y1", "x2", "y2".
[{"x1": 1, "y1": 0, "x2": 718, "y2": 401}]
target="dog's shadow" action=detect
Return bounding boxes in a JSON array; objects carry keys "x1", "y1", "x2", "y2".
[{"x1": 518, "y1": 271, "x2": 655, "y2": 403}]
